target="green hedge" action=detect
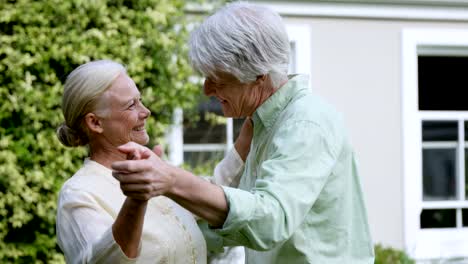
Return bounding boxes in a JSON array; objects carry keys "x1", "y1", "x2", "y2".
[
  {"x1": 375, "y1": 244, "x2": 415, "y2": 264},
  {"x1": 0, "y1": 0, "x2": 201, "y2": 262}
]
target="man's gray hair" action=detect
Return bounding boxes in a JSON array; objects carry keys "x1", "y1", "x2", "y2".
[{"x1": 189, "y1": 1, "x2": 290, "y2": 88}]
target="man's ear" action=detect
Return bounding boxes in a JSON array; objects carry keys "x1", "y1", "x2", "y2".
[
  {"x1": 84, "y1": 113, "x2": 104, "y2": 134},
  {"x1": 255, "y1": 74, "x2": 267, "y2": 85}
]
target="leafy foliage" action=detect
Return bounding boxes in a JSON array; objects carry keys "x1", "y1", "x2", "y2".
[
  {"x1": 375, "y1": 244, "x2": 415, "y2": 264},
  {"x1": 0, "y1": 0, "x2": 201, "y2": 262}
]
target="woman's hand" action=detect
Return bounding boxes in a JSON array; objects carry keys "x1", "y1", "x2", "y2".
[
  {"x1": 234, "y1": 117, "x2": 253, "y2": 161},
  {"x1": 112, "y1": 142, "x2": 176, "y2": 201}
]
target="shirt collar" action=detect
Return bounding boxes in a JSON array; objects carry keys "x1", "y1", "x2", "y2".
[{"x1": 252, "y1": 74, "x2": 309, "y2": 129}]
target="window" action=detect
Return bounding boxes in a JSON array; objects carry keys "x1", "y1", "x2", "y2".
[
  {"x1": 402, "y1": 29, "x2": 468, "y2": 260},
  {"x1": 167, "y1": 24, "x2": 311, "y2": 175}
]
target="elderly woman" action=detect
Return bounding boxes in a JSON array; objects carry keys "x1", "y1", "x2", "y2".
[
  {"x1": 55, "y1": 60, "x2": 251, "y2": 263},
  {"x1": 112, "y1": 2, "x2": 374, "y2": 264}
]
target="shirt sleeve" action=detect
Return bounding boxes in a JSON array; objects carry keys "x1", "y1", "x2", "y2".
[
  {"x1": 56, "y1": 187, "x2": 140, "y2": 264},
  {"x1": 214, "y1": 121, "x2": 340, "y2": 251},
  {"x1": 210, "y1": 147, "x2": 245, "y2": 187}
]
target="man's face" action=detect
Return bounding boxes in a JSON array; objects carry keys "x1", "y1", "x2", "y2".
[{"x1": 203, "y1": 72, "x2": 264, "y2": 118}]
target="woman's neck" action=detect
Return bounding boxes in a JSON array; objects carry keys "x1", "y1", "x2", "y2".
[{"x1": 89, "y1": 141, "x2": 127, "y2": 169}]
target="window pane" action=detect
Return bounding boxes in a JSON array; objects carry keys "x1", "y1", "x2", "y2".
[
  {"x1": 465, "y1": 121, "x2": 468, "y2": 141},
  {"x1": 183, "y1": 151, "x2": 224, "y2": 174},
  {"x1": 463, "y1": 209, "x2": 468, "y2": 227},
  {"x1": 423, "y1": 149, "x2": 457, "y2": 201},
  {"x1": 183, "y1": 97, "x2": 226, "y2": 144},
  {"x1": 418, "y1": 56, "x2": 468, "y2": 111},
  {"x1": 420, "y1": 209, "x2": 456, "y2": 228},
  {"x1": 422, "y1": 121, "x2": 457, "y2": 141},
  {"x1": 466, "y1": 149, "x2": 468, "y2": 200},
  {"x1": 183, "y1": 118, "x2": 226, "y2": 144}
]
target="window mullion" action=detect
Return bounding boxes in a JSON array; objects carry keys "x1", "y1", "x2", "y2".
[
  {"x1": 457, "y1": 119, "x2": 465, "y2": 228},
  {"x1": 169, "y1": 108, "x2": 184, "y2": 166},
  {"x1": 458, "y1": 119, "x2": 465, "y2": 200},
  {"x1": 226, "y1": 117, "x2": 234, "y2": 153}
]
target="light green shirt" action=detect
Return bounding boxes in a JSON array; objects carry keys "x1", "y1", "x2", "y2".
[{"x1": 202, "y1": 75, "x2": 374, "y2": 264}]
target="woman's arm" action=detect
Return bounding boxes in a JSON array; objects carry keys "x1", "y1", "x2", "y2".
[
  {"x1": 112, "y1": 198, "x2": 147, "y2": 258},
  {"x1": 111, "y1": 145, "x2": 167, "y2": 257}
]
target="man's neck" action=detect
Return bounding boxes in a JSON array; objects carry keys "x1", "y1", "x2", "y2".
[{"x1": 251, "y1": 77, "x2": 288, "y2": 115}]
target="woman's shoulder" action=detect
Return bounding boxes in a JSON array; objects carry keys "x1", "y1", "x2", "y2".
[{"x1": 58, "y1": 159, "x2": 117, "y2": 201}]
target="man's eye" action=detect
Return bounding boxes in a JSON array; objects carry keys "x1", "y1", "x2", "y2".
[{"x1": 211, "y1": 81, "x2": 222, "y2": 87}]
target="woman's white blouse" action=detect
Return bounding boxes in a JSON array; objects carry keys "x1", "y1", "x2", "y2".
[{"x1": 56, "y1": 148, "x2": 244, "y2": 264}]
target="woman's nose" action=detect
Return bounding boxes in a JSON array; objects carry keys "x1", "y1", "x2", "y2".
[{"x1": 140, "y1": 104, "x2": 151, "y2": 119}]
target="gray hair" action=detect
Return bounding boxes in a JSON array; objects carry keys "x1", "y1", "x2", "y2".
[
  {"x1": 189, "y1": 1, "x2": 290, "y2": 88},
  {"x1": 57, "y1": 60, "x2": 126, "y2": 147}
]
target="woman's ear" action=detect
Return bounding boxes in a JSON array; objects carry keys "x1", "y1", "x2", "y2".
[{"x1": 84, "y1": 113, "x2": 104, "y2": 134}]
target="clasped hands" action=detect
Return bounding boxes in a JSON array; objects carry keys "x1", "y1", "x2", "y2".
[{"x1": 111, "y1": 142, "x2": 177, "y2": 201}]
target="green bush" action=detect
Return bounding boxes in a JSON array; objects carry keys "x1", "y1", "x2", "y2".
[
  {"x1": 0, "y1": 0, "x2": 201, "y2": 262},
  {"x1": 375, "y1": 244, "x2": 415, "y2": 264}
]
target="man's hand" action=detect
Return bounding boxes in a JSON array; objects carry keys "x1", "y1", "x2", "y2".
[{"x1": 112, "y1": 142, "x2": 176, "y2": 201}]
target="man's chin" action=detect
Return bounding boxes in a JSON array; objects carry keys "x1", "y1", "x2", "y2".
[
  {"x1": 223, "y1": 113, "x2": 246, "y2": 119},
  {"x1": 222, "y1": 109, "x2": 241, "y2": 118}
]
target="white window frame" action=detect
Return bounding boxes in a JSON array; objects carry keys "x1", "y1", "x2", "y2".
[
  {"x1": 167, "y1": 24, "x2": 311, "y2": 167},
  {"x1": 168, "y1": 108, "x2": 234, "y2": 167},
  {"x1": 286, "y1": 24, "x2": 311, "y2": 77},
  {"x1": 402, "y1": 28, "x2": 468, "y2": 261}
]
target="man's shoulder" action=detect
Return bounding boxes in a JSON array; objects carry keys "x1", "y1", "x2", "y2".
[{"x1": 284, "y1": 91, "x2": 343, "y2": 129}]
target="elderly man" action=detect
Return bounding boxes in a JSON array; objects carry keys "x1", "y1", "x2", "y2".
[{"x1": 112, "y1": 2, "x2": 374, "y2": 263}]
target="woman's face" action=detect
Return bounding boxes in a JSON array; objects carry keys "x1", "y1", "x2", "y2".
[
  {"x1": 203, "y1": 72, "x2": 265, "y2": 118},
  {"x1": 98, "y1": 73, "x2": 151, "y2": 146}
]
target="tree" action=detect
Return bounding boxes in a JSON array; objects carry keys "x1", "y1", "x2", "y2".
[{"x1": 0, "y1": 0, "x2": 200, "y2": 262}]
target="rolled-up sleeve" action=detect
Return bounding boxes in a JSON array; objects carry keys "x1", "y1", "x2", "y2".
[
  {"x1": 56, "y1": 188, "x2": 140, "y2": 264},
  {"x1": 214, "y1": 121, "x2": 339, "y2": 251},
  {"x1": 211, "y1": 148, "x2": 245, "y2": 187}
]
